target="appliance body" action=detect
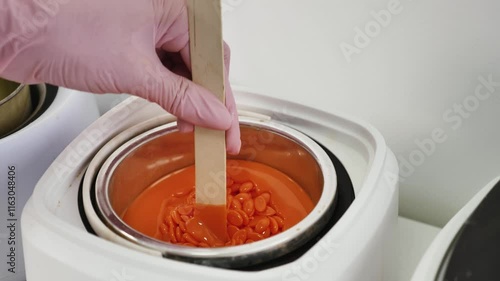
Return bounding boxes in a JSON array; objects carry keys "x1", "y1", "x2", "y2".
[
  {"x1": 21, "y1": 88, "x2": 398, "y2": 281},
  {"x1": 0, "y1": 86, "x2": 99, "y2": 281}
]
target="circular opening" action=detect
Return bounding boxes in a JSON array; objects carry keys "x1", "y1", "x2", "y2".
[{"x1": 94, "y1": 118, "x2": 336, "y2": 267}]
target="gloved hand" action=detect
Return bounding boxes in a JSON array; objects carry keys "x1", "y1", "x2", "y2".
[{"x1": 0, "y1": 0, "x2": 241, "y2": 154}]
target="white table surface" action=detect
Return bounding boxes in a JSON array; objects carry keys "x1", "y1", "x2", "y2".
[{"x1": 392, "y1": 217, "x2": 441, "y2": 281}]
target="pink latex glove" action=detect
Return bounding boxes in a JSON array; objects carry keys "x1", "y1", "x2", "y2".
[{"x1": 0, "y1": 0, "x2": 241, "y2": 154}]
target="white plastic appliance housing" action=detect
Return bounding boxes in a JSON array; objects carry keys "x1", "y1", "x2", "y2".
[
  {"x1": 0, "y1": 88, "x2": 99, "y2": 281},
  {"x1": 21, "y1": 88, "x2": 398, "y2": 281}
]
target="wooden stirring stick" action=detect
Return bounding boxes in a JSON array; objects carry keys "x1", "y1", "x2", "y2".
[{"x1": 187, "y1": 0, "x2": 228, "y2": 242}]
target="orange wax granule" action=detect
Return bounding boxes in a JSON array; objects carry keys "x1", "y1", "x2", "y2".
[{"x1": 122, "y1": 160, "x2": 314, "y2": 247}]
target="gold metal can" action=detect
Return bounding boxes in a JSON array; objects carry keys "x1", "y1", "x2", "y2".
[{"x1": 0, "y1": 78, "x2": 32, "y2": 137}]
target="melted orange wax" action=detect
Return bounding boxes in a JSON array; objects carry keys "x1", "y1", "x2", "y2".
[{"x1": 122, "y1": 160, "x2": 314, "y2": 247}]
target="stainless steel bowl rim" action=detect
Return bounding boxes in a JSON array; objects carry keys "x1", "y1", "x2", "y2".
[{"x1": 95, "y1": 117, "x2": 337, "y2": 259}]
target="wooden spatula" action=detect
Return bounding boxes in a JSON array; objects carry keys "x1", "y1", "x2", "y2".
[{"x1": 187, "y1": 0, "x2": 227, "y2": 242}]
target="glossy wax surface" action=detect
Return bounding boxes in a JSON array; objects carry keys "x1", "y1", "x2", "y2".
[{"x1": 122, "y1": 160, "x2": 314, "y2": 247}]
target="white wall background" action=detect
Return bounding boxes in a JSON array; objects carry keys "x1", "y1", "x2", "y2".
[
  {"x1": 95, "y1": 0, "x2": 500, "y2": 227},
  {"x1": 220, "y1": 0, "x2": 500, "y2": 227}
]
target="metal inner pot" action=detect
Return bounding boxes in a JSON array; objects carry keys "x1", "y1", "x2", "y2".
[
  {"x1": 95, "y1": 118, "x2": 337, "y2": 268},
  {"x1": 0, "y1": 78, "x2": 32, "y2": 137}
]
